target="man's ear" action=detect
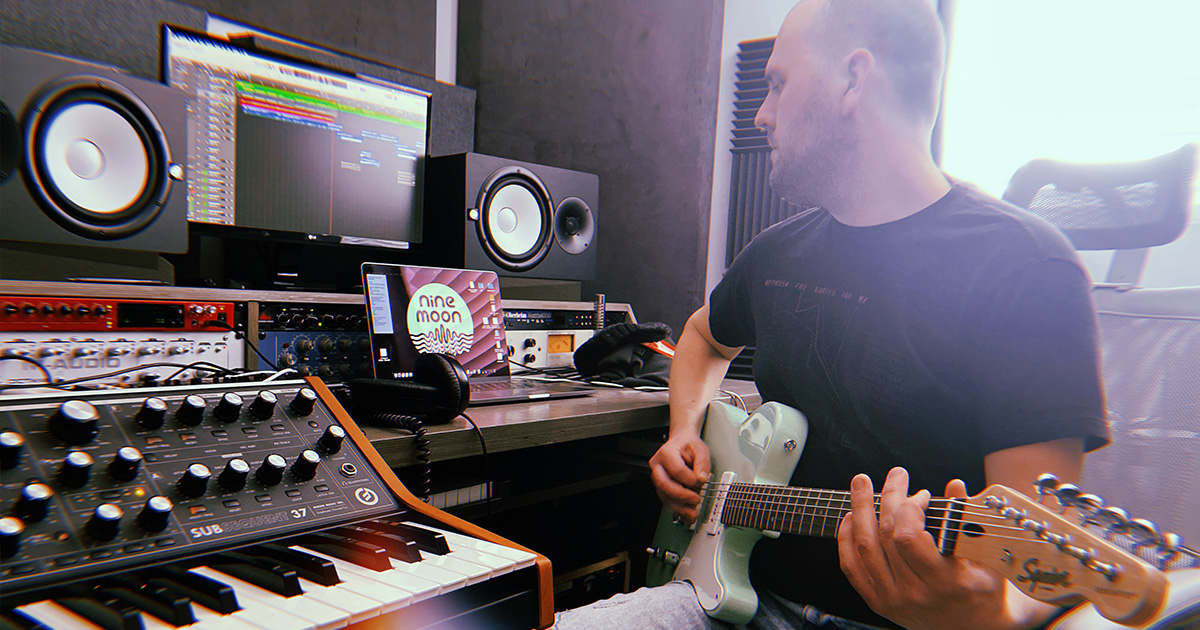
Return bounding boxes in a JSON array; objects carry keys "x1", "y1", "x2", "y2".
[{"x1": 840, "y1": 48, "x2": 874, "y2": 117}]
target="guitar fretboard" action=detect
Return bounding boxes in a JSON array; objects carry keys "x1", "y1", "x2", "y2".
[{"x1": 717, "y1": 482, "x2": 950, "y2": 542}]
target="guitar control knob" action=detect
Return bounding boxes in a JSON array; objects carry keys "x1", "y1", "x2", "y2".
[
  {"x1": 135, "y1": 397, "x2": 168, "y2": 429},
  {"x1": 291, "y1": 449, "x2": 321, "y2": 481},
  {"x1": 138, "y1": 496, "x2": 174, "y2": 532},
  {"x1": 317, "y1": 425, "x2": 346, "y2": 454},
  {"x1": 218, "y1": 458, "x2": 251, "y2": 491},
  {"x1": 178, "y1": 463, "x2": 211, "y2": 497},
  {"x1": 1, "y1": 431, "x2": 25, "y2": 469},
  {"x1": 213, "y1": 392, "x2": 244, "y2": 423},
  {"x1": 177, "y1": 395, "x2": 206, "y2": 426},
  {"x1": 290, "y1": 388, "x2": 318, "y2": 416},
  {"x1": 49, "y1": 400, "x2": 100, "y2": 444},
  {"x1": 87, "y1": 503, "x2": 123, "y2": 541},
  {"x1": 0, "y1": 517, "x2": 24, "y2": 558},
  {"x1": 108, "y1": 447, "x2": 143, "y2": 481},
  {"x1": 256, "y1": 454, "x2": 287, "y2": 486},
  {"x1": 15, "y1": 483, "x2": 53, "y2": 522},
  {"x1": 248, "y1": 391, "x2": 278, "y2": 419},
  {"x1": 58, "y1": 451, "x2": 94, "y2": 488}
]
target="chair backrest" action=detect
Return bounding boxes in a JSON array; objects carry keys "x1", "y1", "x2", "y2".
[{"x1": 1004, "y1": 144, "x2": 1200, "y2": 567}]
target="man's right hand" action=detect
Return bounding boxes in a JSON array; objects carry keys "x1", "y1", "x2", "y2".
[{"x1": 649, "y1": 434, "x2": 712, "y2": 523}]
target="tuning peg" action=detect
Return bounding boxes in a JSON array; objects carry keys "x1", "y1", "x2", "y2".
[
  {"x1": 1094, "y1": 506, "x2": 1130, "y2": 540},
  {"x1": 1034, "y1": 473, "x2": 1060, "y2": 503},
  {"x1": 1084, "y1": 556, "x2": 1122, "y2": 580},
  {"x1": 1053, "y1": 483, "x2": 1083, "y2": 514},
  {"x1": 1156, "y1": 532, "x2": 1183, "y2": 570},
  {"x1": 1073, "y1": 493, "x2": 1106, "y2": 525},
  {"x1": 1127, "y1": 518, "x2": 1162, "y2": 553}
]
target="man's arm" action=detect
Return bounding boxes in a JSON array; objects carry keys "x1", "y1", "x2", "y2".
[
  {"x1": 837, "y1": 438, "x2": 1085, "y2": 630},
  {"x1": 648, "y1": 304, "x2": 743, "y2": 522}
]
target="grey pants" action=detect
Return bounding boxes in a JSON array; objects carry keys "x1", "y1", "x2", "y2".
[{"x1": 552, "y1": 581, "x2": 888, "y2": 630}]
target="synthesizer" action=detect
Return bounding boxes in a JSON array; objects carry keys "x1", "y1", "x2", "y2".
[{"x1": 0, "y1": 378, "x2": 553, "y2": 629}]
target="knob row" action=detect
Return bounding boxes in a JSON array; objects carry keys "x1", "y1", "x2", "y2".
[{"x1": 177, "y1": 447, "x2": 329, "y2": 497}]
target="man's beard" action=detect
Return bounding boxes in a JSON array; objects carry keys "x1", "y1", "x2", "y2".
[{"x1": 767, "y1": 104, "x2": 856, "y2": 211}]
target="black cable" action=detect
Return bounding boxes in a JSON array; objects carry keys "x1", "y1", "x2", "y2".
[
  {"x1": 205, "y1": 319, "x2": 279, "y2": 371},
  {"x1": 0, "y1": 355, "x2": 53, "y2": 385},
  {"x1": 365, "y1": 412, "x2": 432, "y2": 502},
  {"x1": 460, "y1": 412, "x2": 494, "y2": 524}
]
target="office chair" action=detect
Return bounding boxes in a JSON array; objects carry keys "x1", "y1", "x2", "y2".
[{"x1": 1003, "y1": 143, "x2": 1199, "y2": 568}]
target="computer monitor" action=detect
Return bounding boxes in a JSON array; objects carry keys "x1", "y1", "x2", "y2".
[{"x1": 162, "y1": 25, "x2": 431, "y2": 250}]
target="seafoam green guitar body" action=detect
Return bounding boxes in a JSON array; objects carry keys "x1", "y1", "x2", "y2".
[{"x1": 646, "y1": 401, "x2": 808, "y2": 624}]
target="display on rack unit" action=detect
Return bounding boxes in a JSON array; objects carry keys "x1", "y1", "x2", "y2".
[
  {"x1": 0, "y1": 298, "x2": 245, "y2": 387},
  {"x1": 503, "y1": 308, "x2": 625, "y2": 370},
  {"x1": 256, "y1": 303, "x2": 371, "y2": 381}
]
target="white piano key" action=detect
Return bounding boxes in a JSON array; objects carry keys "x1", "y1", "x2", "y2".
[
  {"x1": 16, "y1": 601, "x2": 104, "y2": 630},
  {"x1": 410, "y1": 523, "x2": 539, "y2": 569},
  {"x1": 291, "y1": 545, "x2": 442, "y2": 604},
  {"x1": 409, "y1": 549, "x2": 493, "y2": 585},
  {"x1": 292, "y1": 576, "x2": 381, "y2": 625},
  {"x1": 190, "y1": 566, "x2": 340, "y2": 630},
  {"x1": 186, "y1": 603, "x2": 265, "y2": 630}
]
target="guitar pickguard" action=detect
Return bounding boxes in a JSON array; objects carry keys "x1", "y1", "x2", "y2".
[{"x1": 646, "y1": 401, "x2": 808, "y2": 624}]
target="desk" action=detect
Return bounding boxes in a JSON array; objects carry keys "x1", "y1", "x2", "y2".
[{"x1": 362, "y1": 379, "x2": 762, "y2": 468}]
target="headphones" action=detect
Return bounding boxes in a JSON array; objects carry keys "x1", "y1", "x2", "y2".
[{"x1": 346, "y1": 353, "x2": 470, "y2": 424}]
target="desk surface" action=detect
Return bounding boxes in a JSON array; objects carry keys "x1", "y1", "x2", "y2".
[{"x1": 363, "y1": 379, "x2": 762, "y2": 468}]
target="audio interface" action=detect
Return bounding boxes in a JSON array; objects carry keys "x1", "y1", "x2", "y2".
[{"x1": 0, "y1": 298, "x2": 235, "y2": 333}]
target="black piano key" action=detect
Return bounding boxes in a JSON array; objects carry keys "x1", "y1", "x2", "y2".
[
  {"x1": 93, "y1": 585, "x2": 195, "y2": 628},
  {"x1": 202, "y1": 551, "x2": 304, "y2": 597},
  {"x1": 243, "y1": 543, "x2": 341, "y2": 586},
  {"x1": 289, "y1": 531, "x2": 392, "y2": 571},
  {"x1": 370, "y1": 519, "x2": 452, "y2": 555},
  {"x1": 56, "y1": 586, "x2": 144, "y2": 630},
  {"x1": 136, "y1": 565, "x2": 239, "y2": 615},
  {"x1": 326, "y1": 524, "x2": 422, "y2": 563},
  {"x1": 1, "y1": 609, "x2": 49, "y2": 630}
]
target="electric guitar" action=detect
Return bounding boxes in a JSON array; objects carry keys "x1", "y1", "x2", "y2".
[{"x1": 645, "y1": 401, "x2": 1170, "y2": 627}]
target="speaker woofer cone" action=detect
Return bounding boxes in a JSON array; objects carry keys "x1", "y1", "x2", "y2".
[
  {"x1": 474, "y1": 166, "x2": 554, "y2": 272},
  {"x1": 23, "y1": 76, "x2": 173, "y2": 240}
]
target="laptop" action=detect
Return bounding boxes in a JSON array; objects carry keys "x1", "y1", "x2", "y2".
[{"x1": 361, "y1": 262, "x2": 594, "y2": 405}]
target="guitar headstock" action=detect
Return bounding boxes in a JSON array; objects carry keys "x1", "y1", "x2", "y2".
[{"x1": 948, "y1": 480, "x2": 1168, "y2": 626}]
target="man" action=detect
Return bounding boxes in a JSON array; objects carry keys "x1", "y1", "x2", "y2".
[{"x1": 557, "y1": 0, "x2": 1108, "y2": 628}]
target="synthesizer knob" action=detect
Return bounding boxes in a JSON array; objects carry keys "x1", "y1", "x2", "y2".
[
  {"x1": 177, "y1": 395, "x2": 207, "y2": 426},
  {"x1": 256, "y1": 454, "x2": 287, "y2": 486},
  {"x1": 58, "y1": 451, "x2": 94, "y2": 488},
  {"x1": 87, "y1": 503, "x2": 123, "y2": 541},
  {"x1": 1, "y1": 430, "x2": 25, "y2": 469},
  {"x1": 296, "y1": 338, "x2": 314, "y2": 354},
  {"x1": 218, "y1": 458, "x2": 251, "y2": 491},
  {"x1": 108, "y1": 447, "x2": 143, "y2": 481},
  {"x1": 213, "y1": 392, "x2": 244, "y2": 423},
  {"x1": 317, "y1": 425, "x2": 346, "y2": 454},
  {"x1": 248, "y1": 391, "x2": 278, "y2": 419},
  {"x1": 0, "y1": 516, "x2": 24, "y2": 558},
  {"x1": 317, "y1": 337, "x2": 334, "y2": 354},
  {"x1": 291, "y1": 388, "x2": 318, "y2": 415},
  {"x1": 178, "y1": 463, "x2": 211, "y2": 497},
  {"x1": 15, "y1": 483, "x2": 53, "y2": 522},
  {"x1": 135, "y1": 397, "x2": 168, "y2": 429},
  {"x1": 49, "y1": 400, "x2": 100, "y2": 444},
  {"x1": 138, "y1": 496, "x2": 174, "y2": 532},
  {"x1": 291, "y1": 449, "x2": 321, "y2": 481}
]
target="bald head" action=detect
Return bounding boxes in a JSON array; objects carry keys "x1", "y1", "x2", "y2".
[{"x1": 790, "y1": 0, "x2": 947, "y2": 126}]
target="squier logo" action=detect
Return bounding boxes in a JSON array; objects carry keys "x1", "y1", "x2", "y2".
[{"x1": 407, "y1": 283, "x2": 474, "y2": 354}]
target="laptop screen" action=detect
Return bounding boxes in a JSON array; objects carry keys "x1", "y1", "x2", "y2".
[{"x1": 362, "y1": 263, "x2": 509, "y2": 379}]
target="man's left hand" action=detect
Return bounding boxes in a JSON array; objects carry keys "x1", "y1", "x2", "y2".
[{"x1": 837, "y1": 467, "x2": 1017, "y2": 630}]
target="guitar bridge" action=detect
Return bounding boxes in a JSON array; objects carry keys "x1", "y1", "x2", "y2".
[{"x1": 705, "y1": 471, "x2": 737, "y2": 536}]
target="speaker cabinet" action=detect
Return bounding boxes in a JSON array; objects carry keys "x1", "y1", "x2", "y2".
[
  {"x1": 426, "y1": 153, "x2": 598, "y2": 281},
  {"x1": 0, "y1": 44, "x2": 187, "y2": 253}
]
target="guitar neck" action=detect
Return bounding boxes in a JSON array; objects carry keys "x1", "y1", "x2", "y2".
[{"x1": 718, "y1": 482, "x2": 951, "y2": 543}]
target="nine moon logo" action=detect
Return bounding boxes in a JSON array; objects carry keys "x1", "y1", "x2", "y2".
[{"x1": 407, "y1": 283, "x2": 474, "y2": 355}]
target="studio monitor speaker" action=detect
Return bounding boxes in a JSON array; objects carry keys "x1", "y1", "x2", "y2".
[
  {"x1": 0, "y1": 44, "x2": 187, "y2": 253},
  {"x1": 426, "y1": 153, "x2": 598, "y2": 281}
]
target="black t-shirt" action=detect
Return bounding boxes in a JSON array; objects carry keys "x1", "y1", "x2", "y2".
[{"x1": 707, "y1": 184, "x2": 1110, "y2": 627}]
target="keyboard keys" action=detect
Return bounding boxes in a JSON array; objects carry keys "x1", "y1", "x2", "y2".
[{"x1": 189, "y1": 566, "x2": 340, "y2": 630}]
